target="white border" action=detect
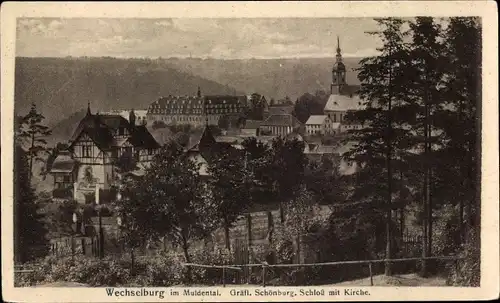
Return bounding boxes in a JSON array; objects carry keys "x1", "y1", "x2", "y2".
[{"x1": 1, "y1": 1, "x2": 498, "y2": 302}]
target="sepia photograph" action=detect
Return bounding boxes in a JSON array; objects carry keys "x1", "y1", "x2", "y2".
[{"x1": 1, "y1": 1, "x2": 498, "y2": 302}]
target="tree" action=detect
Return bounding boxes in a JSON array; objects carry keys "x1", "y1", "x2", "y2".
[
  {"x1": 404, "y1": 17, "x2": 447, "y2": 276},
  {"x1": 292, "y1": 91, "x2": 329, "y2": 123},
  {"x1": 17, "y1": 103, "x2": 52, "y2": 183},
  {"x1": 14, "y1": 145, "x2": 49, "y2": 263},
  {"x1": 217, "y1": 115, "x2": 230, "y2": 129},
  {"x1": 207, "y1": 147, "x2": 253, "y2": 251},
  {"x1": 114, "y1": 142, "x2": 214, "y2": 278},
  {"x1": 345, "y1": 18, "x2": 411, "y2": 276},
  {"x1": 267, "y1": 137, "x2": 308, "y2": 223}
]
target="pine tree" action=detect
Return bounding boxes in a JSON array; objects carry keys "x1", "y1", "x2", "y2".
[
  {"x1": 404, "y1": 17, "x2": 447, "y2": 277},
  {"x1": 345, "y1": 18, "x2": 411, "y2": 276},
  {"x1": 17, "y1": 103, "x2": 52, "y2": 183},
  {"x1": 14, "y1": 145, "x2": 49, "y2": 263}
]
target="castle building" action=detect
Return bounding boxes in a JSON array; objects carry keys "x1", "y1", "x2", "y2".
[
  {"x1": 146, "y1": 87, "x2": 248, "y2": 127},
  {"x1": 323, "y1": 37, "x2": 365, "y2": 132},
  {"x1": 49, "y1": 104, "x2": 160, "y2": 203}
]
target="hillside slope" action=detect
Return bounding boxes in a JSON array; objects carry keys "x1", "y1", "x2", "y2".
[
  {"x1": 164, "y1": 57, "x2": 362, "y2": 101},
  {"x1": 14, "y1": 57, "x2": 243, "y2": 125}
]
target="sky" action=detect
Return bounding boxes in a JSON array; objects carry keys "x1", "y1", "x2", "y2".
[{"x1": 16, "y1": 18, "x2": 383, "y2": 59}]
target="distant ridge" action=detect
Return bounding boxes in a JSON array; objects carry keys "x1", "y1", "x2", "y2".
[{"x1": 14, "y1": 57, "x2": 244, "y2": 125}]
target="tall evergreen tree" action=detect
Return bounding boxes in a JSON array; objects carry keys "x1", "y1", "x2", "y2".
[
  {"x1": 344, "y1": 18, "x2": 411, "y2": 276},
  {"x1": 17, "y1": 103, "x2": 52, "y2": 183},
  {"x1": 14, "y1": 145, "x2": 49, "y2": 263},
  {"x1": 404, "y1": 17, "x2": 447, "y2": 276}
]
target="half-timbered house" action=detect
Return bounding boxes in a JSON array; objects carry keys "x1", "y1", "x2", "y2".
[{"x1": 49, "y1": 105, "x2": 160, "y2": 203}]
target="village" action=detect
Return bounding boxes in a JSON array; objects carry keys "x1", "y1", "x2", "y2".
[{"x1": 13, "y1": 17, "x2": 481, "y2": 289}]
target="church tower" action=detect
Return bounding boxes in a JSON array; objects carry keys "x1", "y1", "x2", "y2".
[{"x1": 331, "y1": 36, "x2": 347, "y2": 95}]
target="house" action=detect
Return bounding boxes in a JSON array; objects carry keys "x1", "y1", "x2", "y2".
[
  {"x1": 259, "y1": 114, "x2": 303, "y2": 137},
  {"x1": 305, "y1": 115, "x2": 338, "y2": 135},
  {"x1": 241, "y1": 119, "x2": 262, "y2": 136},
  {"x1": 323, "y1": 37, "x2": 366, "y2": 132},
  {"x1": 146, "y1": 87, "x2": 248, "y2": 127},
  {"x1": 49, "y1": 104, "x2": 161, "y2": 203}
]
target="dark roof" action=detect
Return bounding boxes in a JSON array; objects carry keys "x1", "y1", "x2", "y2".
[
  {"x1": 69, "y1": 112, "x2": 159, "y2": 150},
  {"x1": 261, "y1": 114, "x2": 302, "y2": 127},
  {"x1": 50, "y1": 151, "x2": 77, "y2": 173},
  {"x1": 243, "y1": 119, "x2": 262, "y2": 129},
  {"x1": 267, "y1": 105, "x2": 294, "y2": 115},
  {"x1": 128, "y1": 125, "x2": 161, "y2": 149}
]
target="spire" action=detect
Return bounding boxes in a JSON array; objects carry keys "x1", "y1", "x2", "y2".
[
  {"x1": 336, "y1": 35, "x2": 342, "y2": 63},
  {"x1": 86, "y1": 102, "x2": 91, "y2": 116}
]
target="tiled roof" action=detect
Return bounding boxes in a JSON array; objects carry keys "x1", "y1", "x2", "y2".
[
  {"x1": 128, "y1": 125, "x2": 161, "y2": 149},
  {"x1": 70, "y1": 113, "x2": 159, "y2": 151},
  {"x1": 267, "y1": 105, "x2": 294, "y2": 115},
  {"x1": 324, "y1": 94, "x2": 365, "y2": 112},
  {"x1": 243, "y1": 120, "x2": 262, "y2": 129},
  {"x1": 50, "y1": 152, "x2": 77, "y2": 173},
  {"x1": 305, "y1": 115, "x2": 328, "y2": 125},
  {"x1": 261, "y1": 114, "x2": 302, "y2": 127}
]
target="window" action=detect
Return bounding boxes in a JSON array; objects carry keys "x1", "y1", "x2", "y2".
[
  {"x1": 63, "y1": 175, "x2": 71, "y2": 183},
  {"x1": 81, "y1": 145, "x2": 91, "y2": 157},
  {"x1": 119, "y1": 127, "x2": 124, "y2": 136},
  {"x1": 333, "y1": 115, "x2": 337, "y2": 123}
]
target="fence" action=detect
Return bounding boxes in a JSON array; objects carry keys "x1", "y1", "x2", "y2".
[{"x1": 183, "y1": 255, "x2": 462, "y2": 287}]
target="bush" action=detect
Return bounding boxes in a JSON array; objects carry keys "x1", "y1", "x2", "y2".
[
  {"x1": 190, "y1": 247, "x2": 234, "y2": 285},
  {"x1": 446, "y1": 229, "x2": 480, "y2": 286}
]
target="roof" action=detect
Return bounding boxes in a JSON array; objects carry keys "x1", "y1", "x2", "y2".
[
  {"x1": 50, "y1": 151, "x2": 77, "y2": 173},
  {"x1": 128, "y1": 125, "x2": 161, "y2": 149},
  {"x1": 324, "y1": 94, "x2": 365, "y2": 112},
  {"x1": 243, "y1": 120, "x2": 262, "y2": 129},
  {"x1": 267, "y1": 105, "x2": 294, "y2": 115},
  {"x1": 69, "y1": 112, "x2": 159, "y2": 150},
  {"x1": 305, "y1": 115, "x2": 328, "y2": 125},
  {"x1": 261, "y1": 114, "x2": 302, "y2": 127}
]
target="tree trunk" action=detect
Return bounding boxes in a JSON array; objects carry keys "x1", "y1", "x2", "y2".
[
  {"x1": 384, "y1": 45, "x2": 393, "y2": 277},
  {"x1": 421, "y1": 86, "x2": 430, "y2": 278},
  {"x1": 224, "y1": 216, "x2": 231, "y2": 252},
  {"x1": 181, "y1": 231, "x2": 192, "y2": 283},
  {"x1": 28, "y1": 132, "x2": 35, "y2": 184}
]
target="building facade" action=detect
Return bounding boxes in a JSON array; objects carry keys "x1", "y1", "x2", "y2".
[
  {"x1": 146, "y1": 87, "x2": 248, "y2": 127},
  {"x1": 259, "y1": 114, "x2": 303, "y2": 137},
  {"x1": 50, "y1": 105, "x2": 160, "y2": 203},
  {"x1": 305, "y1": 115, "x2": 337, "y2": 135}
]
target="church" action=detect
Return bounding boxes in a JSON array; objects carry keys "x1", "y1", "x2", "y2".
[{"x1": 322, "y1": 37, "x2": 366, "y2": 133}]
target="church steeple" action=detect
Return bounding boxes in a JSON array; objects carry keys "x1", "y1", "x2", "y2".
[
  {"x1": 86, "y1": 102, "x2": 92, "y2": 116},
  {"x1": 331, "y1": 36, "x2": 347, "y2": 95}
]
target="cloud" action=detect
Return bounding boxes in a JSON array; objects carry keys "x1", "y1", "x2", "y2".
[{"x1": 16, "y1": 18, "x2": 382, "y2": 59}]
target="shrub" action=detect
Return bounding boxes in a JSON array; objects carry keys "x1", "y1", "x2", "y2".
[
  {"x1": 447, "y1": 229, "x2": 480, "y2": 286},
  {"x1": 190, "y1": 247, "x2": 234, "y2": 285}
]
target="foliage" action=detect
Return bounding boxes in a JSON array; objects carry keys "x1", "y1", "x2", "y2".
[
  {"x1": 16, "y1": 103, "x2": 53, "y2": 181},
  {"x1": 217, "y1": 115, "x2": 230, "y2": 129},
  {"x1": 292, "y1": 90, "x2": 329, "y2": 123},
  {"x1": 114, "y1": 142, "x2": 216, "y2": 266},
  {"x1": 207, "y1": 146, "x2": 253, "y2": 250},
  {"x1": 446, "y1": 229, "x2": 480, "y2": 286},
  {"x1": 42, "y1": 199, "x2": 78, "y2": 238},
  {"x1": 245, "y1": 93, "x2": 267, "y2": 120},
  {"x1": 14, "y1": 145, "x2": 50, "y2": 263}
]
